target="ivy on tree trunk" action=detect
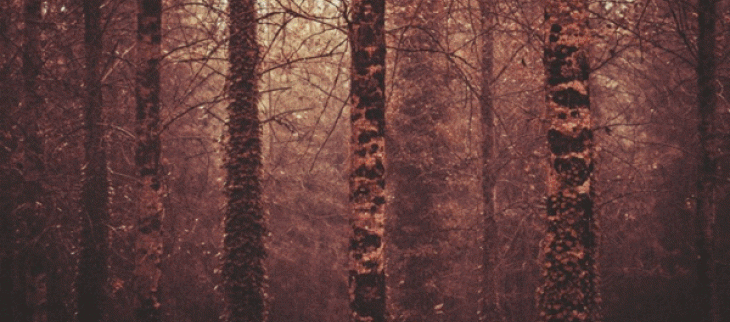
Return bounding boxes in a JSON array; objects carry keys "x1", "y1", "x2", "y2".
[
  {"x1": 223, "y1": 0, "x2": 266, "y2": 321},
  {"x1": 348, "y1": 0, "x2": 387, "y2": 321},
  {"x1": 537, "y1": 1, "x2": 601, "y2": 321}
]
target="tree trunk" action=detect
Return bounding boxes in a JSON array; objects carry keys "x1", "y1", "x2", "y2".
[
  {"x1": 133, "y1": 0, "x2": 164, "y2": 320},
  {"x1": 22, "y1": 1, "x2": 47, "y2": 320},
  {"x1": 477, "y1": 1, "x2": 500, "y2": 321},
  {"x1": 222, "y1": 0, "x2": 266, "y2": 321},
  {"x1": 348, "y1": 1, "x2": 387, "y2": 321},
  {"x1": 76, "y1": 0, "x2": 110, "y2": 320},
  {"x1": 22, "y1": 0, "x2": 42, "y2": 162},
  {"x1": 694, "y1": 1, "x2": 720, "y2": 321},
  {"x1": 537, "y1": 1, "x2": 601, "y2": 321},
  {"x1": 0, "y1": 0, "x2": 14, "y2": 316}
]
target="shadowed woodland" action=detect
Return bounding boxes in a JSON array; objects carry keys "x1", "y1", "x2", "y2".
[{"x1": 1, "y1": 0, "x2": 730, "y2": 321}]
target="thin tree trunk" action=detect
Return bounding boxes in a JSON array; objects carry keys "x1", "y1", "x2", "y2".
[
  {"x1": 21, "y1": 0, "x2": 51, "y2": 322},
  {"x1": 46, "y1": 263, "x2": 71, "y2": 322},
  {"x1": 222, "y1": 0, "x2": 266, "y2": 321},
  {"x1": 695, "y1": 1, "x2": 719, "y2": 321},
  {"x1": 538, "y1": 1, "x2": 601, "y2": 321},
  {"x1": 76, "y1": 0, "x2": 110, "y2": 320},
  {"x1": 22, "y1": 0, "x2": 42, "y2": 159},
  {"x1": 0, "y1": 0, "x2": 14, "y2": 311},
  {"x1": 348, "y1": 0, "x2": 387, "y2": 321},
  {"x1": 26, "y1": 268, "x2": 46, "y2": 322},
  {"x1": 477, "y1": 0, "x2": 500, "y2": 321},
  {"x1": 22, "y1": 1, "x2": 47, "y2": 320},
  {"x1": 133, "y1": 0, "x2": 164, "y2": 320}
]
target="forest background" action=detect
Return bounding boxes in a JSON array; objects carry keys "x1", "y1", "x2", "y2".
[{"x1": 1, "y1": 0, "x2": 729, "y2": 321}]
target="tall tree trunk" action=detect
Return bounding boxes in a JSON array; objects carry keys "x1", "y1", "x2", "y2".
[
  {"x1": 22, "y1": 0, "x2": 47, "y2": 321},
  {"x1": 22, "y1": 0, "x2": 42, "y2": 160},
  {"x1": 222, "y1": 0, "x2": 266, "y2": 321},
  {"x1": 477, "y1": 1, "x2": 500, "y2": 321},
  {"x1": 134, "y1": 0, "x2": 164, "y2": 320},
  {"x1": 348, "y1": 0, "x2": 387, "y2": 321},
  {"x1": 0, "y1": 0, "x2": 15, "y2": 318},
  {"x1": 46, "y1": 262, "x2": 71, "y2": 322},
  {"x1": 538, "y1": 1, "x2": 601, "y2": 321},
  {"x1": 76, "y1": 0, "x2": 110, "y2": 320},
  {"x1": 694, "y1": 1, "x2": 719, "y2": 321}
]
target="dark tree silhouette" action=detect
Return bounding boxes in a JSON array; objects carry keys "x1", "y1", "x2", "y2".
[
  {"x1": 133, "y1": 0, "x2": 164, "y2": 320},
  {"x1": 21, "y1": 0, "x2": 49, "y2": 320},
  {"x1": 694, "y1": 1, "x2": 720, "y2": 321},
  {"x1": 77, "y1": 0, "x2": 110, "y2": 320}
]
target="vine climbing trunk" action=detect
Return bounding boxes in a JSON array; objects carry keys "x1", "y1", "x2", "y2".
[
  {"x1": 347, "y1": 1, "x2": 387, "y2": 321},
  {"x1": 77, "y1": 0, "x2": 110, "y2": 320},
  {"x1": 537, "y1": 1, "x2": 601, "y2": 321},
  {"x1": 694, "y1": 1, "x2": 720, "y2": 322},
  {"x1": 222, "y1": 0, "x2": 266, "y2": 321},
  {"x1": 134, "y1": 0, "x2": 164, "y2": 320}
]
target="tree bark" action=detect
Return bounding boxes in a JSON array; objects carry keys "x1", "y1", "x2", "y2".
[
  {"x1": 694, "y1": 1, "x2": 720, "y2": 321},
  {"x1": 537, "y1": 1, "x2": 601, "y2": 321},
  {"x1": 477, "y1": 1, "x2": 500, "y2": 321},
  {"x1": 222, "y1": 0, "x2": 266, "y2": 321},
  {"x1": 0, "y1": 0, "x2": 15, "y2": 318},
  {"x1": 22, "y1": 0, "x2": 42, "y2": 160},
  {"x1": 348, "y1": 1, "x2": 387, "y2": 321},
  {"x1": 133, "y1": 0, "x2": 164, "y2": 320},
  {"x1": 76, "y1": 0, "x2": 110, "y2": 320},
  {"x1": 22, "y1": 0, "x2": 48, "y2": 321}
]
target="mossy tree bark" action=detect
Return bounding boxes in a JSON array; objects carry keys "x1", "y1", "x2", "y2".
[
  {"x1": 537, "y1": 1, "x2": 600, "y2": 321},
  {"x1": 134, "y1": 0, "x2": 164, "y2": 320},
  {"x1": 694, "y1": 1, "x2": 720, "y2": 321},
  {"x1": 223, "y1": 0, "x2": 266, "y2": 321},
  {"x1": 348, "y1": 1, "x2": 387, "y2": 321},
  {"x1": 77, "y1": 0, "x2": 110, "y2": 320}
]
